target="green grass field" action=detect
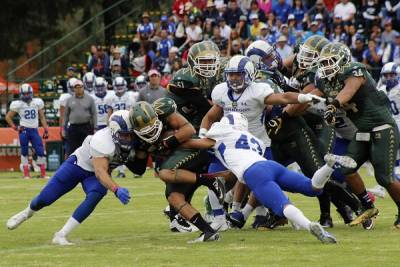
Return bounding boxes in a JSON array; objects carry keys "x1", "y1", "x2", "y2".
[{"x1": 0, "y1": 168, "x2": 399, "y2": 267}]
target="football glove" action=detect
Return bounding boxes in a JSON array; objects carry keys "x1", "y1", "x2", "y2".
[
  {"x1": 324, "y1": 105, "x2": 337, "y2": 125},
  {"x1": 114, "y1": 187, "x2": 131, "y2": 205},
  {"x1": 297, "y1": 93, "x2": 326, "y2": 104},
  {"x1": 265, "y1": 118, "x2": 283, "y2": 136},
  {"x1": 43, "y1": 129, "x2": 49, "y2": 139}
]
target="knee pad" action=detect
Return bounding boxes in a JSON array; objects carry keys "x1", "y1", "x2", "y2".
[{"x1": 36, "y1": 156, "x2": 47, "y2": 165}]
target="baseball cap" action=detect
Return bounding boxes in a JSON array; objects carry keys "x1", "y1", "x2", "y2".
[
  {"x1": 67, "y1": 66, "x2": 76, "y2": 72},
  {"x1": 288, "y1": 14, "x2": 295, "y2": 20},
  {"x1": 310, "y1": 21, "x2": 318, "y2": 26},
  {"x1": 161, "y1": 15, "x2": 168, "y2": 22},
  {"x1": 249, "y1": 13, "x2": 259, "y2": 20},
  {"x1": 239, "y1": 15, "x2": 247, "y2": 21},
  {"x1": 206, "y1": 0, "x2": 215, "y2": 7},
  {"x1": 142, "y1": 12, "x2": 150, "y2": 18},
  {"x1": 169, "y1": 46, "x2": 179, "y2": 53},
  {"x1": 280, "y1": 24, "x2": 288, "y2": 30},
  {"x1": 72, "y1": 79, "x2": 83, "y2": 87},
  {"x1": 148, "y1": 69, "x2": 161, "y2": 76},
  {"x1": 260, "y1": 24, "x2": 269, "y2": 30},
  {"x1": 277, "y1": 35, "x2": 287, "y2": 43},
  {"x1": 315, "y1": 14, "x2": 323, "y2": 20}
]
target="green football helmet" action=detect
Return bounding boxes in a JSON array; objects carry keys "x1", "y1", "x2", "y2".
[
  {"x1": 187, "y1": 41, "x2": 220, "y2": 78},
  {"x1": 129, "y1": 101, "x2": 163, "y2": 144},
  {"x1": 297, "y1": 35, "x2": 330, "y2": 69},
  {"x1": 317, "y1": 42, "x2": 352, "y2": 80},
  {"x1": 152, "y1": 97, "x2": 177, "y2": 117}
]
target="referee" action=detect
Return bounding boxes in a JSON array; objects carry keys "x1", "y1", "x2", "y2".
[{"x1": 62, "y1": 79, "x2": 97, "y2": 156}]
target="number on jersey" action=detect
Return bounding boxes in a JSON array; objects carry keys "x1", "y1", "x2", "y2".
[
  {"x1": 390, "y1": 101, "x2": 399, "y2": 115},
  {"x1": 115, "y1": 103, "x2": 126, "y2": 110},
  {"x1": 235, "y1": 134, "x2": 263, "y2": 155},
  {"x1": 24, "y1": 109, "x2": 36, "y2": 119},
  {"x1": 98, "y1": 104, "x2": 108, "y2": 114}
]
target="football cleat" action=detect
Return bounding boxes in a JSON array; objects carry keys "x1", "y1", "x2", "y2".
[
  {"x1": 349, "y1": 207, "x2": 379, "y2": 227},
  {"x1": 324, "y1": 154, "x2": 357, "y2": 169},
  {"x1": 361, "y1": 218, "x2": 375, "y2": 230},
  {"x1": 336, "y1": 206, "x2": 354, "y2": 225},
  {"x1": 319, "y1": 213, "x2": 333, "y2": 228},
  {"x1": 367, "y1": 185, "x2": 386, "y2": 199},
  {"x1": 394, "y1": 214, "x2": 400, "y2": 229},
  {"x1": 265, "y1": 213, "x2": 288, "y2": 229},
  {"x1": 6, "y1": 209, "x2": 32, "y2": 230},
  {"x1": 210, "y1": 215, "x2": 229, "y2": 232},
  {"x1": 52, "y1": 232, "x2": 74, "y2": 246},
  {"x1": 228, "y1": 210, "x2": 246, "y2": 229},
  {"x1": 116, "y1": 171, "x2": 126, "y2": 178},
  {"x1": 251, "y1": 215, "x2": 270, "y2": 230},
  {"x1": 170, "y1": 215, "x2": 197, "y2": 233},
  {"x1": 210, "y1": 177, "x2": 226, "y2": 205},
  {"x1": 188, "y1": 231, "x2": 220, "y2": 244},
  {"x1": 309, "y1": 222, "x2": 337, "y2": 244}
]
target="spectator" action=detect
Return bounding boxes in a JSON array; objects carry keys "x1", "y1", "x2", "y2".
[
  {"x1": 257, "y1": 0, "x2": 272, "y2": 15},
  {"x1": 174, "y1": 16, "x2": 188, "y2": 47},
  {"x1": 203, "y1": 1, "x2": 220, "y2": 22},
  {"x1": 276, "y1": 35, "x2": 293, "y2": 59},
  {"x1": 110, "y1": 47, "x2": 129, "y2": 77},
  {"x1": 138, "y1": 69, "x2": 167, "y2": 103},
  {"x1": 192, "y1": 0, "x2": 207, "y2": 10},
  {"x1": 385, "y1": 0, "x2": 400, "y2": 21},
  {"x1": 257, "y1": 24, "x2": 276, "y2": 44},
  {"x1": 239, "y1": 0, "x2": 253, "y2": 13},
  {"x1": 160, "y1": 15, "x2": 176, "y2": 35},
  {"x1": 160, "y1": 64, "x2": 173, "y2": 88},
  {"x1": 370, "y1": 23, "x2": 383, "y2": 46},
  {"x1": 382, "y1": 19, "x2": 399, "y2": 48},
  {"x1": 273, "y1": 0, "x2": 291, "y2": 23},
  {"x1": 249, "y1": 13, "x2": 266, "y2": 40},
  {"x1": 216, "y1": 1, "x2": 227, "y2": 17},
  {"x1": 63, "y1": 79, "x2": 96, "y2": 156},
  {"x1": 88, "y1": 46, "x2": 110, "y2": 77},
  {"x1": 60, "y1": 66, "x2": 77, "y2": 93},
  {"x1": 137, "y1": 12, "x2": 155, "y2": 40},
  {"x1": 287, "y1": 13, "x2": 302, "y2": 32},
  {"x1": 211, "y1": 26, "x2": 229, "y2": 51},
  {"x1": 315, "y1": 13, "x2": 326, "y2": 33},
  {"x1": 186, "y1": 16, "x2": 203, "y2": 42},
  {"x1": 171, "y1": 58, "x2": 183, "y2": 75},
  {"x1": 383, "y1": 32, "x2": 400, "y2": 64},
  {"x1": 248, "y1": 0, "x2": 267, "y2": 23},
  {"x1": 363, "y1": 39, "x2": 383, "y2": 80},
  {"x1": 279, "y1": 24, "x2": 296, "y2": 46},
  {"x1": 224, "y1": 0, "x2": 243, "y2": 28},
  {"x1": 352, "y1": 36, "x2": 366, "y2": 62},
  {"x1": 329, "y1": 23, "x2": 349, "y2": 44},
  {"x1": 236, "y1": 15, "x2": 251, "y2": 42},
  {"x1": 167, "y1": 46, "x2": 180, "y2": 66},
  {"x1": 157, "y1": 30, "x2": 174, "y2": 59},
  {"x1": 229, "y1": 39, "x2": 244, "y2": 56},
  {"x1": 362, "y1": 0, "x2": 381, "y2": 32},
  {"x1": 347, "y1": 24, "x2": 359, "y2": 49},
  {"x1": 218, "y1": 17, "x2": 232, "y2": 40},
  {"x1": 307, "y1": 0, "x2": 330, "y2": 27},
  {"x1": 110, "y1": 60, "x2": 122, "y2": 80},
  {"x1": 303, "y1": 21, "x2": 324, "y2": 40},
  {"x1": 203, "y1": 18, "x2": 216, "y2": 40},
  {"x1": 334, "y1": 0, "x2": 356, "y2": 23},
  {"x1": 291, "y1": 0, "x2": 306, "y2": 25},
  {"x1": 173, "y1": 0, "x2": 190, "y2": 19}
]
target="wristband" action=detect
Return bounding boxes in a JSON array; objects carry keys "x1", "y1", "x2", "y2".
[
  {"x1": 281, "y1": 111, "x2": 290, "y2": 120},
  {"x1": 164, "y1": 135, "x2": 180, "y2": 149},
  {"x1": 111, "y1": 185, "x2": 118, "y2": 193},
  {"x1": 199, "y1": 128, "x2": 208, "y2": 138},
  {"x1": 330, "y1": 99, "x2": 341, "y2": 108}
]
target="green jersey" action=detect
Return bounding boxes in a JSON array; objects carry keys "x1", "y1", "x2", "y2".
[{"x1": 316, "y1": 62, "x2": 394, "y2": 131}]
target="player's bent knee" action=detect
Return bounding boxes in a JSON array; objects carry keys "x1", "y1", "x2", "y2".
[
  {"x1": 158, "y1": 169, "x2": 175, "y2": 183},
  {"x1": 376, "y1": 175, "x2": 393, "y2": 188},
  {"x1": 167, "y1": 192, "x2": 185, "y2": 207}
]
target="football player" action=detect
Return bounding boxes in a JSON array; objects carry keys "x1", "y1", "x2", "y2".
[
  {"x1": 92, "y1": 77, "x2": 110, "y2": 130},
  {"x1": 83, "y1": 72, "x2": 96, "y2": 95},
  {"x1": 315, "y1": 42, "x2": 400, "y2": 228},
  {"x1": 5, "y1": 84, "x2": 49, "y2": 179},
  {"x1": 106, "y1": 76, "x2": 136, "y2": 178},
  {"x1": 183, "y1": 112, "x2": 357, "y2": 243},
  {"x1": 6, "y1": 110, "x2": 147, "y2": 245},
  {"x1": 129, "y1": 99, "x2": 226, "y2": 242},
  {"x1": 200, "y1": 55, "x2": 324, "y2": 230}
]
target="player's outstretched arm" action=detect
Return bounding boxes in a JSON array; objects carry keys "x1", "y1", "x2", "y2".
[
  {"x1": 265, "y1": 92, "x2": 324, "y2": 105},
  {"x1": 335, "y1": 76, "x2": 364, "y2": 105},
  {"x1": 93, "y1": 157, "x2": 130, "y2": 205},
  {"x1": 180, "y1": 138, "x2": 216, "y2": 150},
  {"x1": 167, "y1": 112, "x2": 196, "y2": 142},
  {"x1": 199, "y1": 104, "x2": 223, "y2": 137}
]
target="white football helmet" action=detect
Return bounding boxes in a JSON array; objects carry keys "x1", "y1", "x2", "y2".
[
  {"x1": 113, "y1": 76, "x2": 127, "y2": 96},
  {"x1": 83, "y1": 72, "x2": 96, "y2": 92},
  {"x1": 19, "y1": 83, "x2": 33, "y2": 102},
  {"x1": 245, "y1": 40, "x2": 282, "y2": 72},
  {"x1": 220, "y1": 112, "x2": 248, "y2": 132},
  {"x1": 94, "y1": 77, "x2": 108, "y2": 98},
  {"x1": 224, "y1": 55, "x2": 255, "y2": 93},
  {"x1": 135, "y1": 75, "x2": 147, "y2": 90},
  {"x1": 67, "y1": 77, "x2": 78, "y2": 94},
  {"x1": 381, "y1": 62, "x2": 400, "y2": 90},
  {"x1": 109, "y1": 110, "x2": 135, "y2": 150}
]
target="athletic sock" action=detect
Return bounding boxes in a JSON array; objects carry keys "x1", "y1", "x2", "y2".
[
  {"x1": 24, "y1": 206, "x2": 35, "y2": 217},
  {"x1": 39, "y1": 164, "x2": 46, "y2": 178},
  {"x1": 208, "y1": 189, "x2": 223, "y2": 213},
  {"x1": 255, "y1": 206, "x2": 268, "y2": 217},
  {"x1": 283, "y1": 204, "x2": 311, "y2": 230},
  {"x1": 196, "y1": 174, "x2": 214, "y2": 187},
  {"x1": 311, "y1": 164, "x2": 333, "y2": 189},
  {"x1": 242, "y1": 204, "x2": 254, "y2": 220},
  {"x1": 232, "y1": 201, "x2": 241, "y2": 211},
  {"x1": 23, "y1": 165, "x2": 30, "y2": 177},
  {"x1": 58, "y1": 217, "x2": 80, "y2": 237},
  {"x1": 189, "y1": 213, "x2": 214, "y2": 233},
  {"x1": 356, "y1": 190, "x2": 375, "y2": 209}
]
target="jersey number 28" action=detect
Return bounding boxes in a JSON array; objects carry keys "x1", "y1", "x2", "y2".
[{"x1": 24, "y1": 109, "x2": 36, "y2": 119}]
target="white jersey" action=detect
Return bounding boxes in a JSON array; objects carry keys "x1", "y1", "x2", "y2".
[
  {"x1": 105, "y1": 91, "x2": 136, "y2": 111},
  {"x1": 212, "y1": 82, "x2": 273, "y2": 146},
  {"x1": 207, "y1": 122, "x2": 266, "y2": 183},
  {"x1": 10, "y1": 98, "x2": 44, "y2": 128},
  {"x1": 91, "y1": 91, "x2": 111, "y2": 127},
  {"x1": 72, "y1": 127, "x2": 135, "y2": 172},
  {"x1": 386, "y1": 84, "x2": 400, "y2": 128},
  {"x1": 59, "y1": 93, "x2": 72, "y2": 107}
]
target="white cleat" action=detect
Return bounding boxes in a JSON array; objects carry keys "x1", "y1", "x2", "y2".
[
  {"x1": 52, "y1": 232, "x2": 74, "y2": 246},
  {"x1": 324, "y1": 154, "x2": 357, "y2": 169},
  {"x1": 367, "y1": 185, "x2": 386, "y2": 199},
  {"x1": 309, "y1": 222, "x2": 337, "y2": 244},
  {"x1": 188, "y1": 231, "x2": 220, "y2": 244},
  {"x1": 210, "y1": 216, "x2": 229, "y2": 232},
  {"x1": 6, "y1": 209, "x2": 32, "y2": 230}
]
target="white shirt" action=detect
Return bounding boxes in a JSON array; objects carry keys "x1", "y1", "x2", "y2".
[
  {"x1": 105, "y1": 91, "x2": 136, "y2": 112},
  {"x1": 207, "y1": 122, "x2": 266, "y2": 183},
  {"x1": 185, "y1": 26, "x2": 203, "y2": 41},
  {"x1": 387, "y1": 84, "x2": 400, "y2": 127},
  {"x1": 219, "y1": 25, "x2": 232, "y2": 40},
  {"x1": 10, "y1": 98, "x2": 44, "y2": 128},
  {"x1": 212, "y1": 81, "x2": 273, "y2": 146},
  {"x1": 91, "y1": 91, "x2": 111, "y2": 127},
  {"x1": 59, "y1": 93, "x2": 72, "y2": 107},
  {"x1": 334, "y1": 2, "x2": 356, "y2": 21},
  {"x1": 276, "y1": 45, "x2": 293, "y2": 60}
]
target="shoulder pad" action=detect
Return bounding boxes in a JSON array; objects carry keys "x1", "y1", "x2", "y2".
[
  {"x1": 34, "y1": 98, "x2": 44, "y2": 108},
  {"x1": 206, "y1": 122, "x2": 229, "y2": 140},
  {"x1": 169, "y1": 67, "x2": 199, "y2": 89},
  {"x1": 211, "y1": 82, "x2": 228, "y2": 102},
  {"x1": 90, "y1": 128, "x2": 115, "y2": 157},
  {"x1": 339, "y1": 62, "x2": 366, "y2": 80},
  {"x1": 152, "y1": 97, "x2": 177, "y2": 119}
]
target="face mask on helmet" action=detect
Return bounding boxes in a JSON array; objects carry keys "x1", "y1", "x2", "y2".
[
  {"x1": 113, "y1": 78, "x2": 127, "y2": 96},
  {"x1": 109, "y1": 111, "x2": 135, "y2": 150},
  {"x1": 317, "y1": 55, "x2": 341, "y2": 80},
  {"x1": 297, "y1": 44, "x2": 319, "y2": 69},
  {"x1": 95, "y1": 83, "x2": 107, "y2": 98},
  {"x1": 83, "y1": 74, "x2": 95, "y2": 92},
  {"x1": 134, "y1": 118, "x2": 163, "y2": 144},
  {"x1": 382, "y1": 73, "x2": 399, "y2": 90},
  {"x1": 20, "y1": 84, "x2": 33, "y2": 102},
  {"x1": 226, "y1": 71, "x2": 249, "y2": 93},
  {"x1": 261, "y1": 51, "x2": 282, "y2": 72},
  {"x1": 67, "y1": 78, "x2": 78, "y2": 95},
  {"x1": 193, "y1": 56, "x2": 220, "y2": 78}
]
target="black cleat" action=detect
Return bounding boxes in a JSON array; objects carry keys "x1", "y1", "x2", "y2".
[
  {"x1": 188, "y1": 231, "x2": 220, "y2": 243},
  {"x1": 394, "y1": 214, "x2": 400, "y2": 229},
  {"x1": 319, "y1": 213, "x2": 333, "y2": 228},
  {"x1": 265, "y1": 213, "x2": 288, "y2": 229},
  {"x1": 336, "y1": 206, "x2": 354, "y2": 225},
  {"x1": 251, "y1": 215, "x2": 270, "y2": 230},
  {"x1": 210, "y1": 177, "x2": 226, "y2": 205}
]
